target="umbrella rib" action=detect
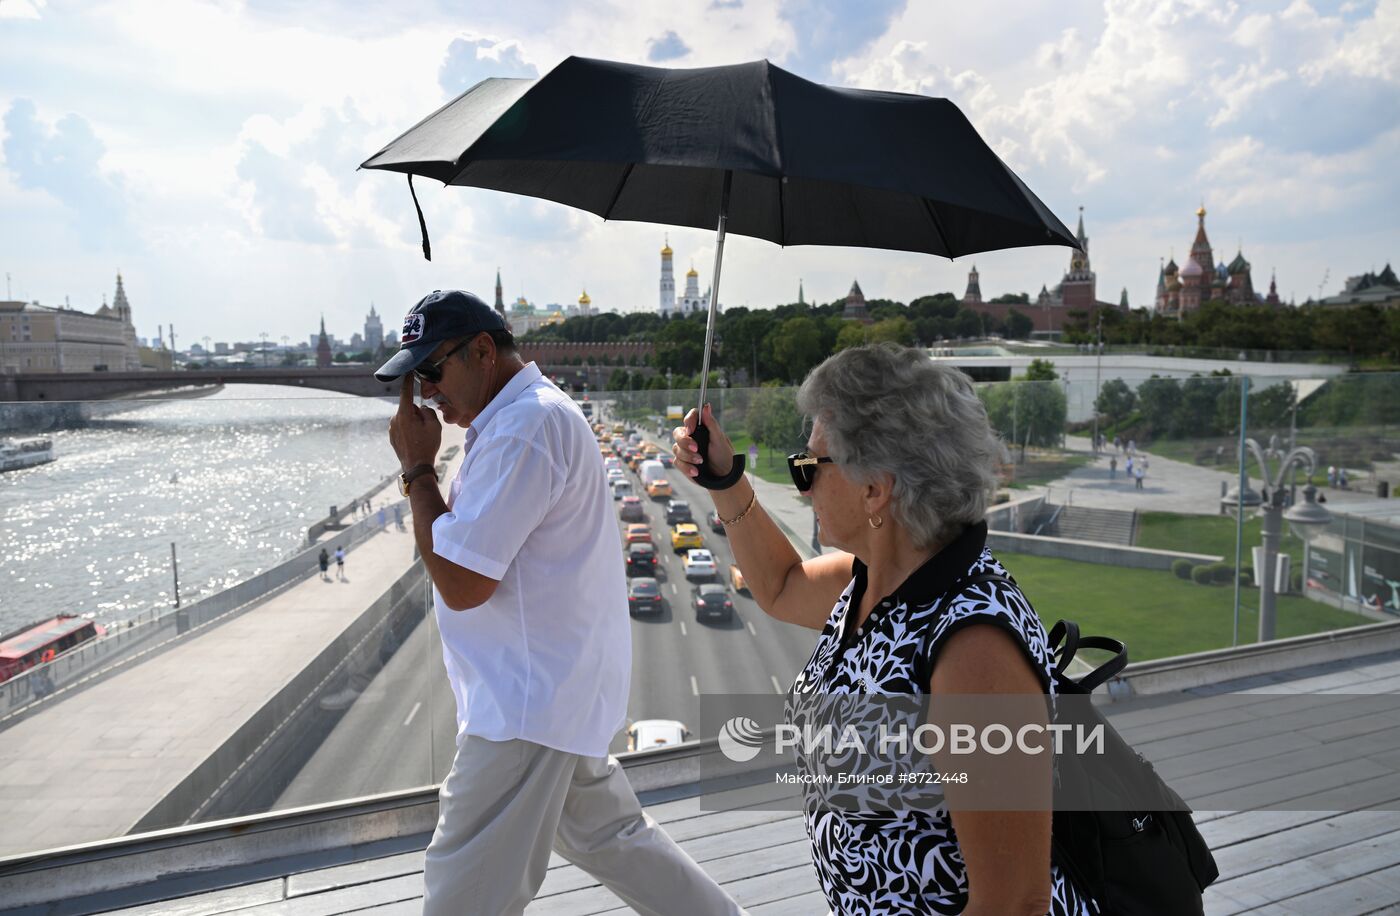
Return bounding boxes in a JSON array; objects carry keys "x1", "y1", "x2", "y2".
[
  {"x1": 601, "y1": 162, "x2": 636, "y2": 221},
  {"x1": 921, "y1": 198, "x2": 956, "y2": 259}
]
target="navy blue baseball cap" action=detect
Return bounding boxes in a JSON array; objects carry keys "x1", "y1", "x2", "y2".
[{"x1": 374, "y1": 290, "x2": 506, "y2": 382}]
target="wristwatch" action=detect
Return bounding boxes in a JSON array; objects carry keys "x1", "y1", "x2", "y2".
[{"x1": 399, "y1": 463, "x2": 437, "y2": 496}]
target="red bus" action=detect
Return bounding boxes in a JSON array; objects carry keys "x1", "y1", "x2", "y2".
[{"x1": 0, "y1": 615, "x2": 106, "y2": 684}]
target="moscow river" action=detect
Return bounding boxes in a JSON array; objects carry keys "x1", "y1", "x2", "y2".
[{"x1": 0, "y1": 385, "x2": 399, "y2": 635}]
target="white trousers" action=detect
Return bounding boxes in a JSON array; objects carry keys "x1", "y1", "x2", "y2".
[{"x1": 422, "y1": 735, "x2": 748, "y2": 915}]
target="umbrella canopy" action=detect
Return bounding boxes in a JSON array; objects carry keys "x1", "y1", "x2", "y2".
[{"x1": 361, "y1": 55, "x2": 1077, "y2": 258}]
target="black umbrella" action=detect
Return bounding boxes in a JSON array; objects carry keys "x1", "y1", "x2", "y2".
[{"x1": 361, "y1": 55, "x2": 1077, "y2": 487}]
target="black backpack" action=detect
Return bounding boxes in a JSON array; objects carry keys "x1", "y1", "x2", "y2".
[{"x1": 923, "y1": 573, "x2": 1220, "y2": 915}]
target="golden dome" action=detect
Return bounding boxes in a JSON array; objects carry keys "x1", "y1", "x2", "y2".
[
  {"x1": 661, "y1": 233, "x2": 672, "y2": 257},
  {"x1": 686, "y1": 264, "x2": 699, "y2": 278},
  {"x1": 578, "y1": 288, "x2": 591, "y2": 305},
  {"x1": 1196, "y1": 205, "x2": 1207, "y2": 218}
]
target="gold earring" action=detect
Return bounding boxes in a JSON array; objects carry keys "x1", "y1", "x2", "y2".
[{"x1": 868, "y1": 514, "x2": 883, "y2": 529}]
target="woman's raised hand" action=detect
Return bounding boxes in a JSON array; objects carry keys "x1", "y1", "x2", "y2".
[{"x1": 672, "y1": 403, "x2": 734, "y2": 479}]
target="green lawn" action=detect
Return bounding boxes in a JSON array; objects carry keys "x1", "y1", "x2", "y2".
[
  {"x1": 725, "y1": 431, "x2": 801, "y2": 488},
  {"x1": 1135, "y1": 511, "x2": 1305, "y2": 569},
  {"x1": 999, "y1": 551, "x2": 1370, "y2": 662}
]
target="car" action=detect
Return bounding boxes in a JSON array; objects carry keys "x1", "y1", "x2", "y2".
[
  {"x1": 657, "y1": 453, "x2": 673, "y2": 468},
  {"x1": 627, "y1": 577, "x2": 663, "y2": 615},
  {"x1": 612, "y1": 480, "x2": 634, "y2": 501},
  {"x1": 619, "y1": 495, "x2": 645, "y2": 522},
  {"x1": 693, "y1": 583, "x2": 734, "y2": 622},
  {"x1": 626, "y1": 718, "x2": 690, "y2": 751},
  {"x1": 626, "y1": 542, "x2": 657, "y2": 576},
  {"x1": 665, "y1": 499, "x2": 693, "y2": 525},
  {"x1": 626, "y1": 452, "x2": 645, "y2": 472},
  {"x1": 611, "y1": 436, "x2": 626, "y2": 452},
  {"x1": 645, "y1": 478, "x2": 673, "y2": 499},
  {"x1": 671, "y1": 523, "x2": 703, "y2": 553},
  {"x1": 624, "y1": 523, "x2": 653, "y2": 545},
  {"x1": 706, "y1": 509, "x2": 725, "y2": 535},
  {"x1": 683, "y1": 549, "x2": 717, "y2": 581},
  {"x1": 642, "y1": 442, "x2": 660, "y2": 457},
  {"x1": 612, "y1": 423, "x2": 625, "y2": 434},
  {"x1": 729, "y1": 564, "x2": 749, "y2": 595},
  {"x1": 604, "y1": 457, "x2": 622, "y2": 473}
]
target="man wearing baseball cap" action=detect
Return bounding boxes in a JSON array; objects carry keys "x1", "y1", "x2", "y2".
[{"x1": 381, "y1": 290, "x2": 744, "y2": 915}]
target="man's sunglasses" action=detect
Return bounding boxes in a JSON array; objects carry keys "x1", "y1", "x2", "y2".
[
  {"x1": 787, "y1": 453, "x2": 835, "y2": 492},
  {"x1": 413, "y1": 340, "x2": 471, "y2": 384}
]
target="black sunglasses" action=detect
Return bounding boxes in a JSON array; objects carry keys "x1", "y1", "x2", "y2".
[
  {"x1": 787, "y1": 453, "x2": 835, "y2": 492},
  {"x1": 413, "y1": 339, "x2": 471, "y2": 384}
]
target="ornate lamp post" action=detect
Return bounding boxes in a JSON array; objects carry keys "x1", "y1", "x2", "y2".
[{"x1": 1222, "y1": 438, "x2": 1331, "y2": 642}]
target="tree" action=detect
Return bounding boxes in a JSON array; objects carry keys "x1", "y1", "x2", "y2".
[
  {"x1": 768, "y1": 316, "x2": 825, "y2": 382},
  {"x1": 980, "y1": 379, "x2": 1067, "y2": 456},
  {"x1": 1137, "y1": 376, "x2": 1183, "y2": 437},
  {"x1": 1023, "y1": 358, "x2": 1058, "y2": 381},
  {"x1": 1004, "y1": 309, "x2": 1034, "y2": 340},
  {"x1": 746, "y1": 383, "x2": 805, "y2": 460},
  {"x1": 1095, "y1": 378, "x2": 1136, "y2": 428},
  {"x1": 833, "y1": 321, "x2": 869, "y2": 352},
  {"x1": 868, "y1": 316, "x2": 915, "y2": 346},
  {"x1": 653, "y1": 315, "x2": 706, "y2": 376}
]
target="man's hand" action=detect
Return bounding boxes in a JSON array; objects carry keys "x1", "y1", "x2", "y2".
[{"x1": 389, "y1": 375, "x2": 442, "y2": 471}]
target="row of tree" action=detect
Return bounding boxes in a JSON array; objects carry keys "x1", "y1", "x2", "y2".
[{"x1": 527, "y1": 294, "x2": 1400, "y2": 384}]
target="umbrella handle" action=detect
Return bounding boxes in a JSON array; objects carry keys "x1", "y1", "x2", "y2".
[{"x1": 691, "y1": 425, "x2": 745, "y2": 491}]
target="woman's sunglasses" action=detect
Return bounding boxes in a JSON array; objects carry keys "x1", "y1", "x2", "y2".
[
  {"x1": 413, "y1": 339, "x2": 471, "y2": 385},
  {"x1": 787, "y1": 453, "x2": 835, "y2": 492}
]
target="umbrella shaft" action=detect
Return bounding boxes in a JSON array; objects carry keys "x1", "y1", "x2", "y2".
[{"x1": 697, "y1": 170, "x2": 731, "y2": 414}]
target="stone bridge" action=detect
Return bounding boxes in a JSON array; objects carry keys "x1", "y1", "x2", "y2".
[{"x1": 0, "y1": 361, "x2": 651, "y2": 403}]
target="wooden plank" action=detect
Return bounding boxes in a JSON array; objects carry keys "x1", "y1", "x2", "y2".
[
  {"x1": 1204, "y1": 825, "x2": 1400, "y2": 911},
  {"x1": 287, "y1": 850, "x2": 423, "y2": 898},
  {"x1": 749, "y1": 890, "x2": 831, "y2": 914},
  {"x1": 1212, "y1": 809, "x2": 1400, "y2": 878},
  {"x1": 100, "y1": 880, "x2": 285, "y2": 916},
  {"x1": 530, "y1": 842, "x2": 813, "y2": 914},
  {"x1": 229, "y1": 874, "x2": 422, "y2": 916}
]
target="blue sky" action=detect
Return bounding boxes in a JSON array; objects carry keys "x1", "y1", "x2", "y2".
[{"x1": 0, "y1": 0, "x2": 1396, "y2": 344}]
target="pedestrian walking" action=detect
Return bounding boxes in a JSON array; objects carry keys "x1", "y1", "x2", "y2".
[
  {"x1": 1327, "y1": 465, "x2": 1337, "y2": 487},
  {"x1": 318, "y1": 548, "x2": 331, "y2": 581},
  {"x1": 1125, "y1": 455, "x2": 1134, "y2": 477},
  {"x1": 1109, "y1": 455, "x2": 1117, "y2": 479},
  {"x1": 377, "y1": 506, "x2": 387, "y2": 530},
  {"x1": 1135, "y1": 464, "x2": 1146, "y2": 490},
  {"x1": 1127, "y1": 438, "x2": 1136, "y2": 456},
  {"x1": 380, "y1": 289, "x2": 741, "y2": 915},
  {"x1": 1339, "y1": 467, "x2": 1349, "y2": 489},
  {"x1": 393, "y1": 503, "x2": 405, "y2": 531},
  {"x1": 335, "y1": 546, "x2": 346, "y2": 581}
]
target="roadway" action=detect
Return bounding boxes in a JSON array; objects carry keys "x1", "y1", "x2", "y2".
[{"x1": 275, "y1": 429, "x2": 820, "y2": 807}]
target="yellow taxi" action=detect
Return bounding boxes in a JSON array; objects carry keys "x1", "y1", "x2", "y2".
[
  {"x1": 642, "y1": 442, "x2": 660, "y2": 457},
  {"x1": 670, "y1": 523, "x2": 703, "y2": 553},
  {"x1": 626, "y1": 452, "x2": 646, "y2": 472},
  {"x1": 624, "y1": 523, "x2": 653, "y2": 545},
  {"x1": 645, "y1": 478, "x2": 672, "y2": 499}
]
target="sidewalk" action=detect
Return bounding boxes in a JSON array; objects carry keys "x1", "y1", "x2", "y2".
[{"x1": 1040, "y1": 435, "x2": 1381, "y2": 516}]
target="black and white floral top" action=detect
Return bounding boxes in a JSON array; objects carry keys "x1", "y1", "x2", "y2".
[{"x1": 784, "y1": 520, "x2": 1098, "y2": 915}]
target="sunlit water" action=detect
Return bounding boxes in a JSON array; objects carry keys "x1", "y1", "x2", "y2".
[{"x1": 0, "y1": 385, "x2": 398, "y2": 634}]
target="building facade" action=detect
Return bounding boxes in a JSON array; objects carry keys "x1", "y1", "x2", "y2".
[
  {"x1": 0, "y1": 274, "x2": 142, "y2": 373},
  {"x1": 363, "y1": 304, "x2": 384, "y2": 352},
  {"x1": 1155, "y1": 206, "x2": 1260, "y2": 319},
  {"x1": 659, "y1": 237, "x2": 715, "y2": 317},
  {"x1": 1320, "y1": 265, "x2": 1400, "y2": 309},
  {"x1": 842, "y1": 280, "x2": 872, "y2": 323}
]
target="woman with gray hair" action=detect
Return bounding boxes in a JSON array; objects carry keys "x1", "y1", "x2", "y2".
[{"x1": 673, "y1": 343, "x2": 1096, "y2": 916}]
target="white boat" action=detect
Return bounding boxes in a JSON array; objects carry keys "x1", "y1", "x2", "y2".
[{"x1": 0, "y1": 436, "x2": 55, "y2": 472}]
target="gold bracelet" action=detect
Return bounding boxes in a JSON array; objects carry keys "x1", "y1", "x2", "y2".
[{"x1": 718, "y1": 490, "x2": 758, "y2": 527}]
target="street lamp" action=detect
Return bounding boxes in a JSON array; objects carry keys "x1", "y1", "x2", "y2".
[{"x1": 1221, "y1": 440, "x2": 1331, "y2": 642}]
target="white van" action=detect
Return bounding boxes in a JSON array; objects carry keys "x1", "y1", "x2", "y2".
[{"x1": 637, "y1": 459, "x2": 667, "y2": 486}]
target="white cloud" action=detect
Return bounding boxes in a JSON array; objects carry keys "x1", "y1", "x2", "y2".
[{"x1": 0, "y1": 0, "x2": 1396, "y2": 343}]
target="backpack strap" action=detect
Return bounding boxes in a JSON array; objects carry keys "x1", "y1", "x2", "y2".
[
  {"x1": 1047, "y1": 618, "x2": 1129, "y2": 693},
  {"x1": 912, "y1": 572, "x2": 1016, "y2": 688}
]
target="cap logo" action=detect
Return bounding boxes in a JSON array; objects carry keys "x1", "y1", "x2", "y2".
[{"x1": 401, "y1": 313, "x2": 424, "y2": 344}]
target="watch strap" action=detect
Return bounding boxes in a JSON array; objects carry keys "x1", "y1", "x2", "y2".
[{"x1": 401, "y1": 463, "x2": 437, "y2": 492}]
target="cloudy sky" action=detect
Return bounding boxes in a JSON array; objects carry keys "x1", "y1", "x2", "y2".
[{"x1": 1, "y1": 0, "x2": 1396, "y2": 344}]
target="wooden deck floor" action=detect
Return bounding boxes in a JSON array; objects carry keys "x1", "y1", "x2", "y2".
[{"x1": 104, "y1": 649, "x2": 1400, "y2": 915}]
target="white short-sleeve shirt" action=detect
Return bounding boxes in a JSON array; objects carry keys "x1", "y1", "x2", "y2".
[{"x1": 430, "y1": 363, "x2": 630, "y2": 757}]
